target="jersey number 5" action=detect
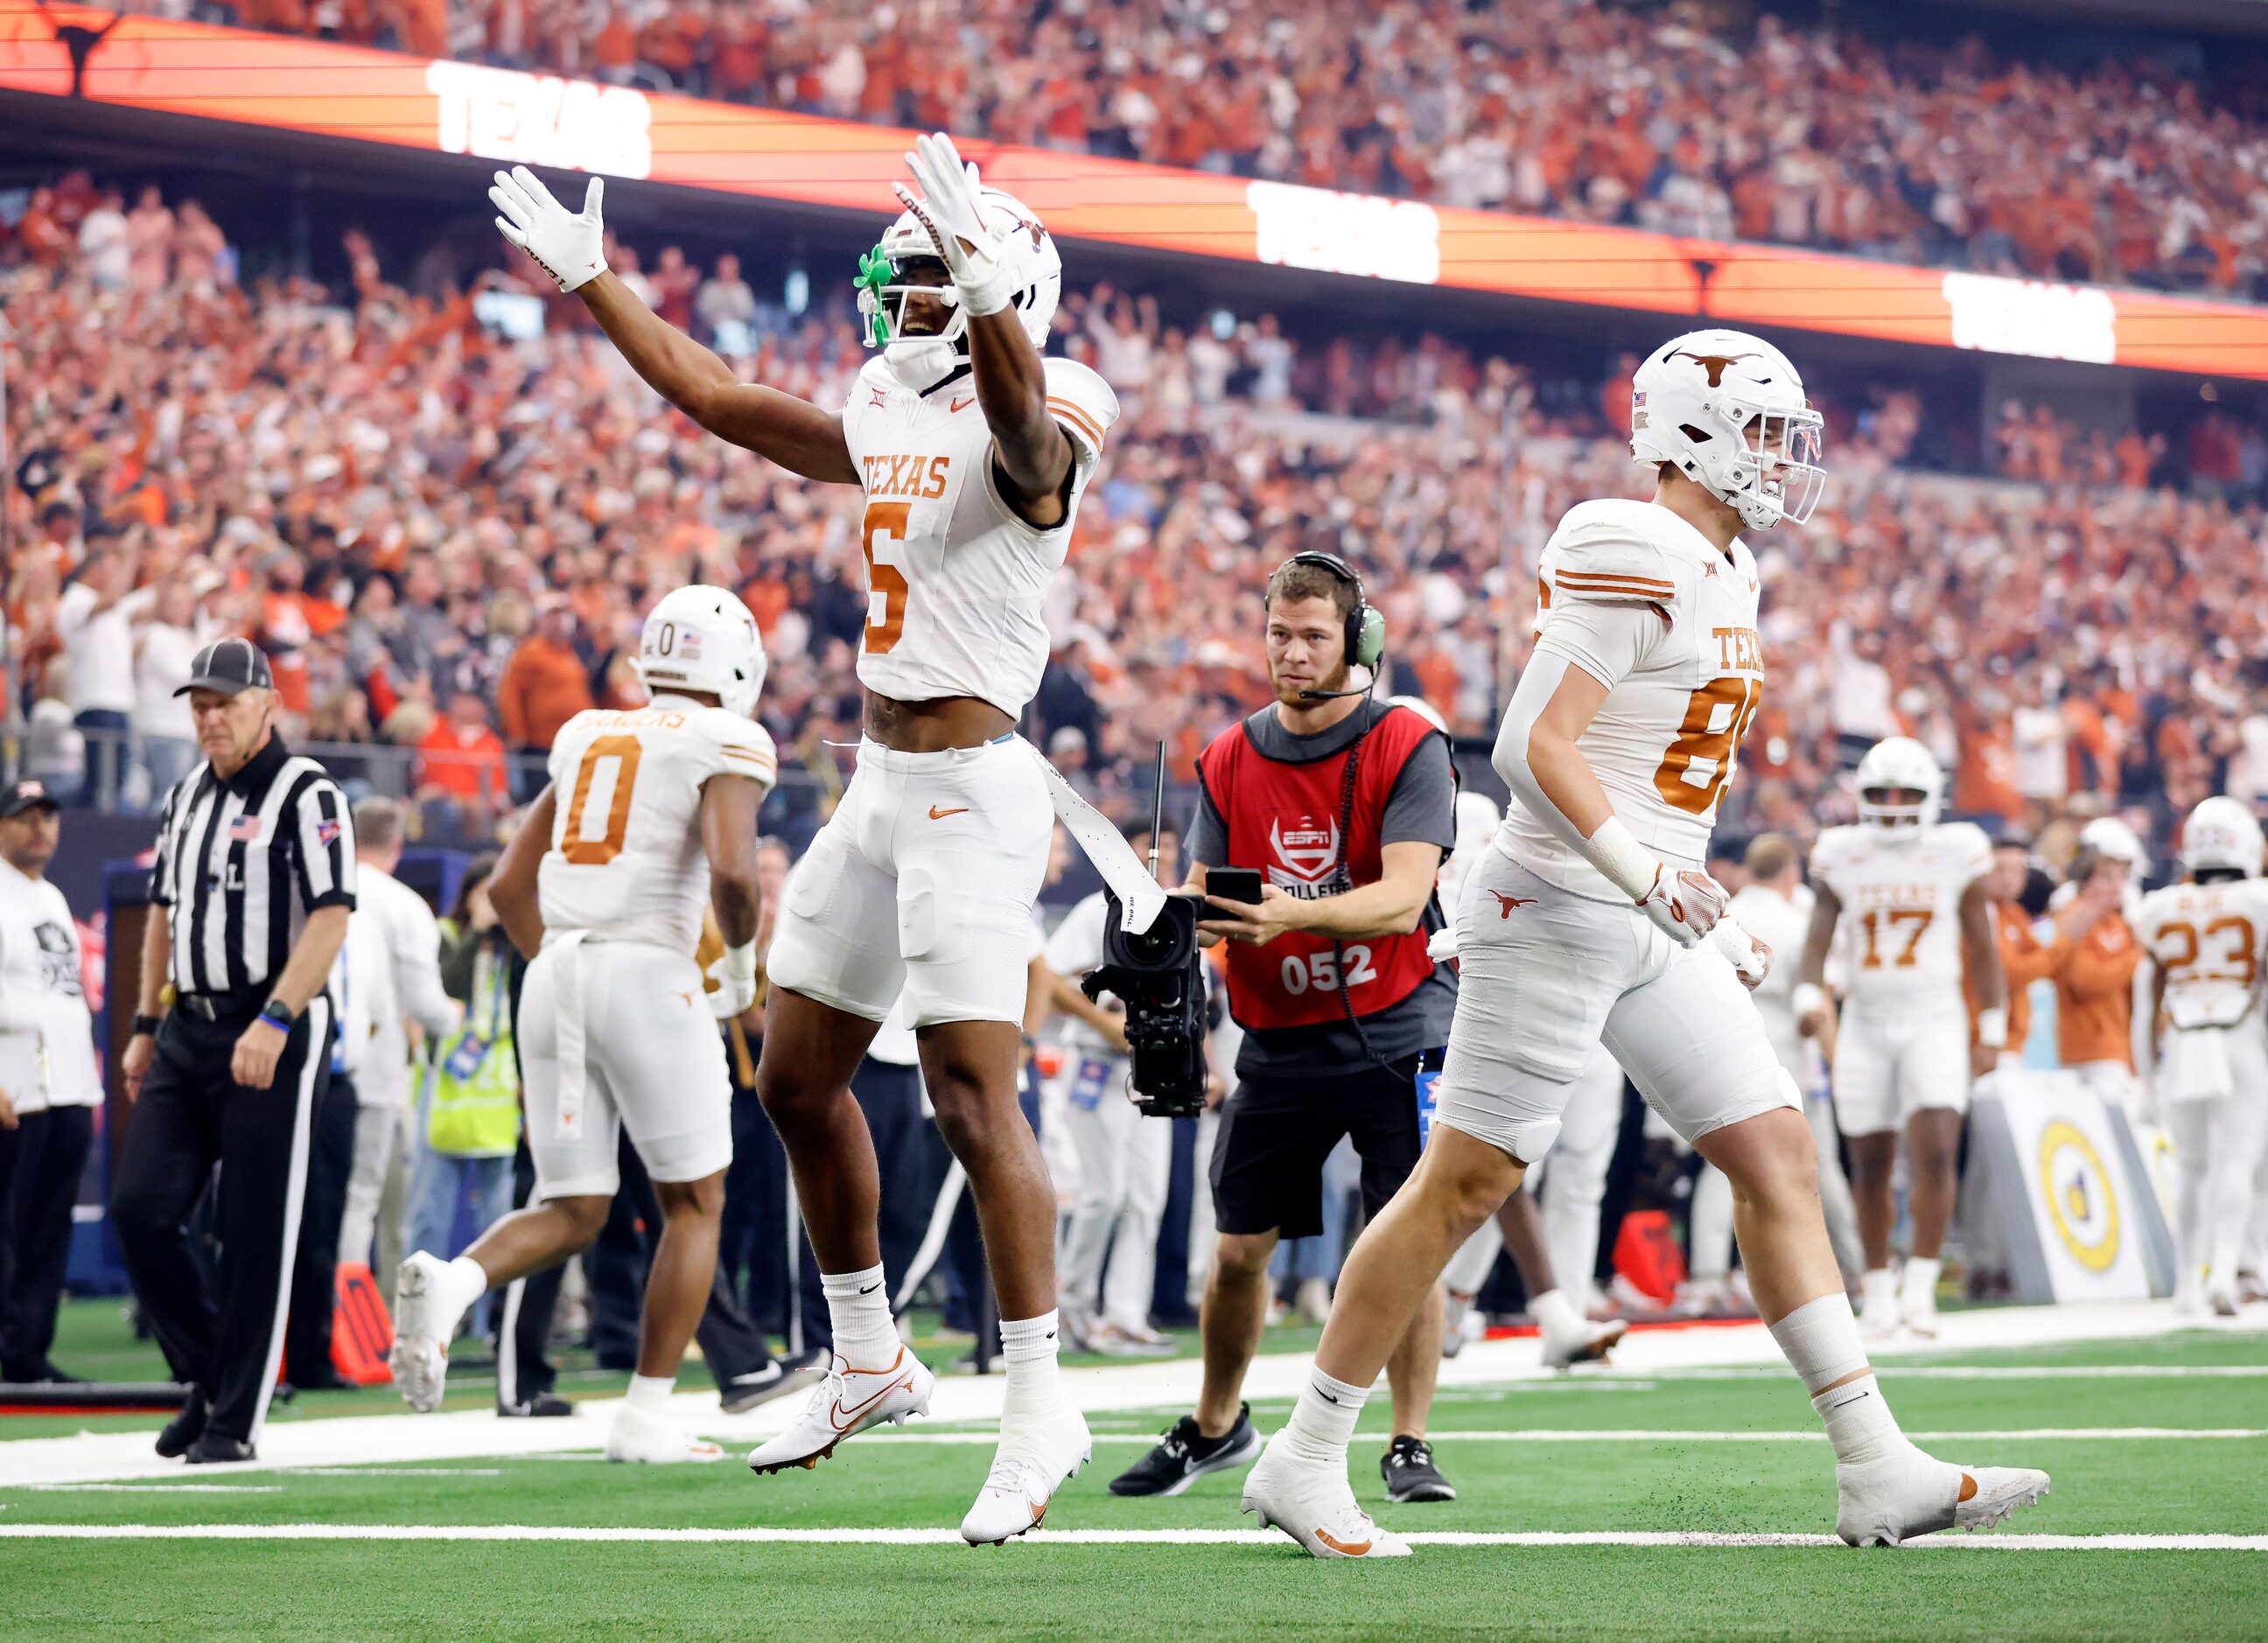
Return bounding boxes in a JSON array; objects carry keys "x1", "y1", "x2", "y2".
[
  {"x1": 562, "y1": 734, "x2": 642, "y2": 865},
  {"x1": 862, "y1": 501, "x2": 912, "y2": 655},
  {"x1": 1655, "y1": 677, "x2": 1760, "y2": 815}
]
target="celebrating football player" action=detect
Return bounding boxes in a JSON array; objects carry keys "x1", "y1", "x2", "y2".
[
  {"x1": 1243, "y1": 331, "x2": 2051, "y2": 1557},
  {"x1": 488, "y1": 133, "x2": 1116, "y2": 1542}
]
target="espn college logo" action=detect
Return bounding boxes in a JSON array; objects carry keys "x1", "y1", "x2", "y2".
[{"x1": 1267, "y1": 815, "x2": 1339, "y2": 899}]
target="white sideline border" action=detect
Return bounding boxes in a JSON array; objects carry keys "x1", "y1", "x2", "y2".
[
  {"x1": 0, "y1": 1523, "x2": 2262, "y2": 1552},
  {"x1": 4, "y1": 1298, "x2": 2260, "y2": 1486}
]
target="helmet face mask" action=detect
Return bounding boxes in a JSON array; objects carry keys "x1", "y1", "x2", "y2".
[{"x1": 856, "y1": 187, "x2": 1061, "y2": 392}]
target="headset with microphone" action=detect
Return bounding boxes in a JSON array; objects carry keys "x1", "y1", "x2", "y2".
[{"x1": 1274, "y1": 550, "x2": 1386, "y2": 701}]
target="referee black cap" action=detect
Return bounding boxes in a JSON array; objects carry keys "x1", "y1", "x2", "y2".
[{"x1": 175, "y1": 637, "x2": 275, "y2": 697}]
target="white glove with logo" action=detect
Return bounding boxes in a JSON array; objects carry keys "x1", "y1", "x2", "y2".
[
  {"x1": 893, "y1": 131, "x2": 1017, "y2": 318},
  {"x1": 489, "y1": 165, "x2": 607, "y2": 293},
  {"x1": 1634, "y1": 864, "x2": 1730, "y2": 948},
  {"x1": 705, "y1": 940, "x2": 760, "y2": 1023}
]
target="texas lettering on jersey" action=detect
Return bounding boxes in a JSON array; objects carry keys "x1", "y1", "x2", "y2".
[
  {"x1": 840, "y1": 354, "x2": 1120, "y2": 719},
  {"x1": 1498, "y1": 497, "x2": 1765, "y2": 902}
]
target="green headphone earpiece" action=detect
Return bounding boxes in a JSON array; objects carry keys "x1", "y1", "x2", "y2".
[{"x1": 1283, "y1": 550, "x2": 1385, "y2": 674}]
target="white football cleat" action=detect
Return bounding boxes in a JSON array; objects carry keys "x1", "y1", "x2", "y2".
[
  {"x1": 1240, "y1": 1430, "x2": 1411, "y2": 1559},
  {"x1": 960, "y1": 1397, "x2": 1092, "y2": 1545},
  {"x1": 1837, "y1": 1444, "x2": 2051, "y2": 1546},
  {"x1": 1540, "y1": 1313, "x2": 1628, "y2": 1369},
  {"x1": 606, "y1": 1401, "x2": 724, "y2": 1464},
  {"x1": 746, "y1": 1346, "x2": 934, "y2": 1473},
  {"x1": 389, "y1": 1250, "x2": 474, "y2": 1414},
  {"x1": 2206, "y1": 1277, "x2": 2241, "y2": 1318}
]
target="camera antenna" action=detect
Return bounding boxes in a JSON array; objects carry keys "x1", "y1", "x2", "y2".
[{"x1": 1149, "y1": 740, "x2": 1167, "y2": 884}]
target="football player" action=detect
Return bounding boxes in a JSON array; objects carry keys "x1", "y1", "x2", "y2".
[
  {"x1": 1794, "y1": 738, "x2": 2006, "y2": 1340},
  {"x1": 487, "y1": 136, "x2": 1117, "y2": 1541},
  {"x1": 2136, "y1": 796, "x2": 2268, "y2": 1316},
  {"x1": 1242, "y1": 331, "x2": 2048, "y2": 1556},
  {"x1": 391, "y1": 587, "x2": 774, "y2": 1465}
]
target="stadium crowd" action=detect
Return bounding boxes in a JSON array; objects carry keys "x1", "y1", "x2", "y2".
[
  {"x1": 116, "y1": 0, "x2": 2268, "y2": 297},
  {"x1": 8, "y1": 185, "x2": 2268, "y2": 869}
]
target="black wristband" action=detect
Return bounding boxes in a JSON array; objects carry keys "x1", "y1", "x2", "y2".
[
  {"x1": 131, "y1": 1013, "x2": 164, "y2": 1038},
  {"x1": 259, "y1": 1000, "x2": 298, "y2": 1031}
]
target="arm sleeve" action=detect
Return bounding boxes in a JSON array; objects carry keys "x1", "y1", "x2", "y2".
[
  {"x1": 1490, "y1": 650, "x2": 1603, "y2": 860},
  {"x1": 147, "y1": 785, "x2": 178, "y2": 906},
  {"x1": 390, "y1": 892, "x2": 459, "y2": 1038},
  {"x1": 1379, "y1": 733, "x2": 1458, "y2": 850},
  {"x1": 289, "y1": 778, "x2": 358, "y2": 912},
  {"x1": 1531, "y1": 598, "x2": 1665, "y2": 694},
  {"x1": 1189, "y1": 772, "x2": 1229, "y2": 869}
]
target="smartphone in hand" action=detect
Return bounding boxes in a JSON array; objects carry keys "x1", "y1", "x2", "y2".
[{"x1": 1207, "y1": 866, "x2": 1265, "y2": 906}]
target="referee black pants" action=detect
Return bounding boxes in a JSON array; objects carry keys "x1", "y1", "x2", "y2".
[
  {"x1": 284, "y1": 1070, "x2": 358, "y2": 1387},
  {"x1": 0, "y1": 1104, "x2": 95, "y2": 1379},
  {"x1": 112, "y1": 1002, "x2": 330, "y2": 1445}
]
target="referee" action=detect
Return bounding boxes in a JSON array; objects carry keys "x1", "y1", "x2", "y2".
[{"x1": 114, "y1": 639, "x2": 356, "y2": 1464}]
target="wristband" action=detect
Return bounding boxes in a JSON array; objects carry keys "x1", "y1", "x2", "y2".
[
  {"x1": 131, "y1": 1013, "x2": 164, "y2": 1038},
  {"x1": 1976, "y1": 1006, "x2": 2008, "y2": 1051},
  {"x1": 1582, "y1": 815, "x2": 1662, "y2": 903},
  {"x1": 259, "y1": 1000, "x2": 298, "y2": 1031},
  {"x1": 1792, "y1": 982, "x2": 1827, "y2": 1022}
]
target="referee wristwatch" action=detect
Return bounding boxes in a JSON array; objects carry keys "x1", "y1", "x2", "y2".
[
  {"x1": 258, "y1": 999, "x2": 298, "y2": 1031},
  {"x1": 131, "y1": 1014, "x2": 164, "y2": 1038}
]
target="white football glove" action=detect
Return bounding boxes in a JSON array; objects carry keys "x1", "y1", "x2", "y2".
[
  {"x1": 1634, "y1": 864, "x2": 1730, "y2": 948},
  {"x1": 705, "y1": 940, "x2": 759, "y2": 1023},
  {"x1": 893, "y1": 131, "x2": 1017, "y2": 318},
  {"x1": 1710, "y1": 918, "x2": 1771, "y2": 989},
  {"x1": 489, "y1": 165, "x2": 607, "y2": 293}
]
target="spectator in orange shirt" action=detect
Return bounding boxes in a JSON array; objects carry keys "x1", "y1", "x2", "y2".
[
  {"x1": 1969, "y1": 837, "x2": 2056, "y2": 1065},
  {"x1": 2049, "y1": 822, "x2": 2146, "y2": 1114},
  {"x1": 416, "y1": 689, "x2": 511, "y2": 834},
  {"x1": 496, "y1": 598, "x2": 594, "y2": 769}
]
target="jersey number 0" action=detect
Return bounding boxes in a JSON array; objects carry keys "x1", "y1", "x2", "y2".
[{"x1": 562, "y1": 734, "x2": 643, "y2": 865}]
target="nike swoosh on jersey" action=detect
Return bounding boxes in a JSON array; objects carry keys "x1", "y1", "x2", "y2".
[
  {"x1": 950, "y1": 396, "x2": 975, "y2": 412},
  {"x1": 928, "y1": 805, "x2": 970, "y2": 820}
]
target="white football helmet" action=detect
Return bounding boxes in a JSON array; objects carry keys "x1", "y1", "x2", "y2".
[
  {"x1": 2180, "y1": 795, "x2": 2264, "y2": 877},
  {"x1": 2076, "y1": 815, "x2": 2147, "y2": 881},
  {"x1": 856, "y1": 185, "x2": 1061, "y2": 392},
  {"x1": 634, "y1": 584, "x2": 766, "y2": 719},
  {"x1": 1853, "y1": 736, "x2": 1942, "y2": 834},
  {"x1": 1629, "y1": 329, "x2": 1824, "y2": 530}
]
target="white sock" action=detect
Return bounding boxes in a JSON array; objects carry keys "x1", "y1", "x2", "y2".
[
  {"x1": 999, "y1": 1310, "x2": 1065, "y2": 1410},
  {"x1": 821, "y1": 1264, "x2": 900, "y2": 1369},
  {"x1": 626, "y1": 1373, "x2": 675, "y2": 1414},
  {"x1": 1769, "y1": 1292, "x2": 1904, "y2": 1467},
  {"x1": 1900, "y1": 1255, "x2": 1941, "y2": 1304},
  {"x1": 1282, "y1": 1367, "x2": 1368, "y2": 1466},
  {"x1": 1859, "y1": 1266, "x2": 1899, "y2": 1318},
  {"x1": 442, "y1": 1255, "x2": 489, "y2": 1332},
  {"x1": 1530, "y1": 1287, "x2": 1581, "y2": 1339}
]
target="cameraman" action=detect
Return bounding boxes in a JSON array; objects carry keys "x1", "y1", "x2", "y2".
[{"x1": 1109, "y1": 553, "x2": 1459, "y2": 1507}]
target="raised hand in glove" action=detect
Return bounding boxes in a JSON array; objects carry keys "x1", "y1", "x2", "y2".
[
  {"x1": 892, "y1": 131, "x2": 1018, "y2": 319},
  {"x1": 489, "y1": 165, "x2": 607, "y2": 293}
]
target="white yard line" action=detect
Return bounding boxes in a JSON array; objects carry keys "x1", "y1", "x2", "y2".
[
  {"x1": 844, "y1": 1428, "x2": 2261, "y2": 1444},
  {"x1": 13, "y1": 1484, "x2": 283, "y2": 1493},
  {"x1": 0, "y1": 1523, "x2": 2260, "y2": 1551},
  {"x1": 4, "y1": 1298, "x2": 2258, "y2": 1486}
]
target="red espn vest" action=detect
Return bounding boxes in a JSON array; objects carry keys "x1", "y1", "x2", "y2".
[{"x1": 1198, "y1": 702, "x2": 1441, "y2": 1033}]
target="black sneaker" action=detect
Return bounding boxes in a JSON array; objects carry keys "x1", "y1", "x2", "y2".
[
  {"x1": 719, "y1": 1360, "x2": 825, "y2": 1415},
  {"x1": 155, "y1": 1393, "x2": 209, "y2": 1459},
  {"x1": 185, "y1": 1431, "x2": 256, "y2": 1465},
  {"x1": 1382, "y1": 1435, "x2": 1456, "y2": 1503},
  {"x1": 1108, "y1": 1404, "x2": 1260, "y2": 1497},
  {"x1": 498, "y1": 1390, "x2": 576, "y2": 1417}
]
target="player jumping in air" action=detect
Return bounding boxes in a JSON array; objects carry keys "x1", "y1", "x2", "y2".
[
  {"x1": 486, "y1": 136, "x2": 1117, "y2": 1542},
  {"x1": 1242, "y1": 330, "x2": 2051, "y2": 1556}
]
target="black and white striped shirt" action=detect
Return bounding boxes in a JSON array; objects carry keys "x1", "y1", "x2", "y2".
[{"x1": 149, "y1": 733, "x2": 357, "y2": 996}]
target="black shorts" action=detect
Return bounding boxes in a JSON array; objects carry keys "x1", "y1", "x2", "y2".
[{"x1": 1208, "y1": 1054, "x2": 1425, "y2": 1240}]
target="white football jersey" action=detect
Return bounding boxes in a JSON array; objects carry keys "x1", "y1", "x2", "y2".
[
  {"x1": 1810, "y1": 822, "x2": 1992, "y2": 1010},
  {"x1": 841, "y1": 354, "x2": 1119, "y2": 717},
  {"x1": 539, "y1": 696, "x2": 779, "y2": 953},
  {"x1": 1497, "y1": 498, "x2": 1764, "y2": 898},
  {"x1": 2135, "y1": 877, "x2": 2268, "y2": 1030}
]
